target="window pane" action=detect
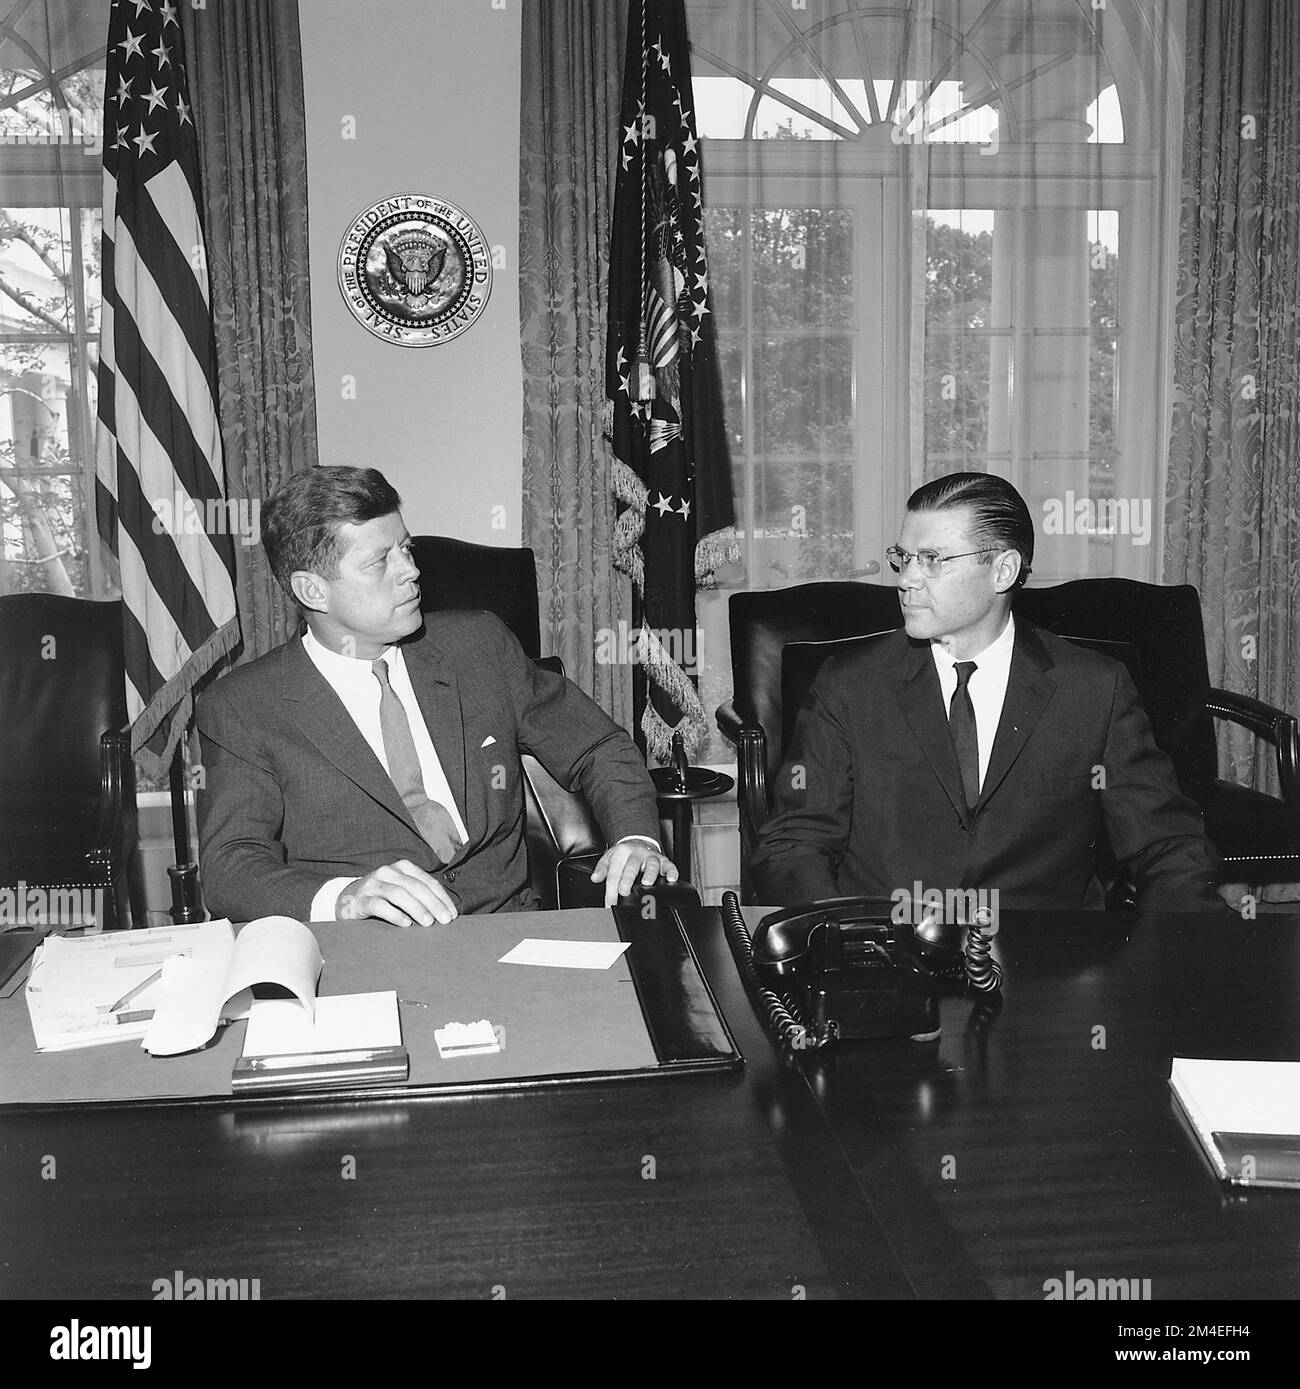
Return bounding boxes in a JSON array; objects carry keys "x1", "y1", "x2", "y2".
[
  {"x1": 0, "y1": 206, "x2": 79, "y2": 332},
  {"x1": 924, "y1": 332, "x2": 991, "y2": 462},
  {"x1": 0, "y1": 338, "x2": 86, "y2": 595},
  {"x1": 755, "y1": 336, "x2": 852, "y2": 455},
  {"x1": 752, "y1": 208, "x2": 853, "y2": 329},
  {"x1": 753, "y1": 458, "x2": 852, "y2": 585},
  {"x1": 704, "y1": 206, "x2": 744, "y2": 331},
  {"x1": 715, "y1": 332, "x2": 744, "y2": 454},
  {"x1": 926, "y1": 212, "x2": 993, "y2": 330}
]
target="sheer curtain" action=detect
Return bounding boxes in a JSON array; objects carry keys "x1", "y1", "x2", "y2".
[{"x1": 684, "y1": 0, "x2": 1187, "y2": 761}]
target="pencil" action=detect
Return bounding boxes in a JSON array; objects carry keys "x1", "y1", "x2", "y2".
[{"x1": 108, "y1": 967, "x2": 163, "y2": 1013}]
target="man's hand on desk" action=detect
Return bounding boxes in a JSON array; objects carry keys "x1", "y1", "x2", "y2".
[
  {"x1": 589, "y1": 838, "x2": 679, "y2": 907},
  {"x1": 336, "y1": 859, "x2": 459, "y2": 927}
]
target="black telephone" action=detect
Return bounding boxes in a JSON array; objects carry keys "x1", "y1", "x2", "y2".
[{"x1": 721, "y1": 892, "x2": 1001, "y2": 1049}]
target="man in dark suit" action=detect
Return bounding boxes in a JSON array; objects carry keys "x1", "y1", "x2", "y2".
[
  {"x1": 197, "y1": 466, "x2": 673, "y2": 925},
  {"x1": 752, "y1": 472, "x2": 1220, "y2": 912}
]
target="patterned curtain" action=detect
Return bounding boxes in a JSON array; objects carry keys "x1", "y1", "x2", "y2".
[
  {"x1": 1166, "y1": 1, "x2": 1300, "y2": 811},
  {"x1": 180, "y1": 0, "x2": 318, "y2": 664},
  {"x1": 519, "y1": 0, "x2": 631, "y2": 725}
]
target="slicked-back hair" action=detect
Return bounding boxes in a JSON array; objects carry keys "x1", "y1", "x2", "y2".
[
  {"x1": 263, "y1": 466, "x2": 403, "y2": 600},
  {"x1": 906, "y1": 471, "x2": 1034, "y2": 588}
]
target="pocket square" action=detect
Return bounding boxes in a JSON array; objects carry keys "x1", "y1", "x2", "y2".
[{"x1": 480, "y1": 735, "x2": 497, "y2": 748}]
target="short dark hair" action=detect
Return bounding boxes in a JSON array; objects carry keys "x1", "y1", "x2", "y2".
[
  {"x1": 906, "y1": 470, "x2": 1034, "y2": 588},
  {"x1": 263, "y1": 466, "x2": 403, "y2": 598}
]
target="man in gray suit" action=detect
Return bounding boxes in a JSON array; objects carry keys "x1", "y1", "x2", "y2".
[{"x1": 197, "y1": 466, "x2": 673, "y2": 925}]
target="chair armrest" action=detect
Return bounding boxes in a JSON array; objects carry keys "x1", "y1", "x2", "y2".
[
  {"x1": 555, "y1": 852, "x2": 700, "y2": 911},
  {"x1": 91, "y1": 726, "x2": 135, "y2": 862},
  {"x1": 716, "y1": 698, "x2": 742, "y2": 741},
  {"x1": 715, "y1": 699, "x2": 771, "y2": 903},
  {"x1": 1206, "y1": 687, "x2": 1300, "y2": 810}
]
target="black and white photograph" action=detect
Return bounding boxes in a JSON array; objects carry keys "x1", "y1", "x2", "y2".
[{"x1": 0, "y1": 0, "x2": 1295, "y2": 1357}]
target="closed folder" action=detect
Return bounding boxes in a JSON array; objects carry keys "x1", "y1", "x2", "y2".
[{"x1": 1170, "y1": 1057, "x2": 1300, "y2": 1189}]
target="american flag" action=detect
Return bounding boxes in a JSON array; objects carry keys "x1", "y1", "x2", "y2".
[
  {"x1": 94, "y1": 0, "x2": 238, "y2": 778},
  {"x1": 606, "y1": 0, "x2": 736, "y2": 761}
]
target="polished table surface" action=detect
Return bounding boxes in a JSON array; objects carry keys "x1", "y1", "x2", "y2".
[{"x1": 2, "y1": 905, "x2": 1299, "y2": 1303}]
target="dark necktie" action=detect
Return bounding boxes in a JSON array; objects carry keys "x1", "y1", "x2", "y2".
[
  {"x1": 372, "y1": 658, "x2": 462, "y2": 865},
  {"x1": 949, "y1": 660, "x2": 980, "y2": 808}
]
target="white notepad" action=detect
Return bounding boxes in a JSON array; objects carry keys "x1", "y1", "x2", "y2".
[{"x1": 241, "y1": 990, "x2": 401, "y2": 1058}]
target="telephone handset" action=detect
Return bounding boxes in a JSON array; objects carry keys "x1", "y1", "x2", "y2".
[{"x1": 721, "y1": 891, "x2": 1001, "y2": 1049}]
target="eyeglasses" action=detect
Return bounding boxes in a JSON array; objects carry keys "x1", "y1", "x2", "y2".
[{"x1": 885, "y1": 545, "x2": 999, "y2": 579}]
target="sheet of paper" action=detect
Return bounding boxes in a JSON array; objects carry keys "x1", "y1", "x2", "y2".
[
  {"x1": 498, "y1": 937, "x2": 631, "y2": 970},
  {"x1": 1170, "y1": 1058, "x2": 1300, "y2": 1135},
  {"x1": 145, "y1": 916, "x2": 321, "y2": 1057},
  {"x1": 242, "y1": 991, "x2": 401, "y2": 1058},
  {"x1": 25, "y1": 922, "x2": 225, "y2": 1052}
]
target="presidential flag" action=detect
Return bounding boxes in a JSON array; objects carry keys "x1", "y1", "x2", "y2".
[
  {"x1": 94, "y1": 0, "x2": 238, "y2": 778},
  {"x1": 606, "y1": 0, "x2": 737, "y2": 761}
]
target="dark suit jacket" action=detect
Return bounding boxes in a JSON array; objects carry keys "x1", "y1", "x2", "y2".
[
  {"x1": 196, "y1": 611, "x2": 659, "y2": 921},
  {"x1": 752, "y1": 621, "x2": 1220, "y2": 911}
]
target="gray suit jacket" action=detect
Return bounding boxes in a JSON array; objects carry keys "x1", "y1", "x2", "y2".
[
  {"x1": 196, "y1": 611, "x2": 659, "y2": 921},
  {"x1": 752, "y1": 622, "x2": 1220, "y2": 911}
]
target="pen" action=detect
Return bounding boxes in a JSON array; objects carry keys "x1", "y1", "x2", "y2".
[{"x1": 107, "y1": 968, "x2": 162, "y2": 1013}]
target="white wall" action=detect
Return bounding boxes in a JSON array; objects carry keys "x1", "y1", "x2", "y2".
[{"x1": 299, "y1": 0, "x2": 523, "y2": 543}]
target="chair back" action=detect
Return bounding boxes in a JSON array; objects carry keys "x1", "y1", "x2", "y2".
[
  {"x1": 0, "y1": 595, "x2": 127, "y2": 832},
  {"x1": 728, "y1": 577, "x2": 1217, "y2": 799},
  {"x1": 411, "y1": 535, "x2": 542, "y2": 659},
  {"x1": 729, "y1": 582, "x2": 902, "y2": 790},
  {"x1": 1013, "y1": 579, "x2": 1217, "y2": 791}
]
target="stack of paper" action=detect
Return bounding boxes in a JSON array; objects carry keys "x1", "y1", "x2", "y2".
[
  {"x1": 23, "y1": 922, "x2": 230, "y2": 1052},
  {"x1": 232, "y1": 990, "x2": 407, "y2": 1092}
]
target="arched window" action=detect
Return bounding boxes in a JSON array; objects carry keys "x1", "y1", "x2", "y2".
[{"x1": 686, "y1": 1, "x2": 1185, "y2": 757}]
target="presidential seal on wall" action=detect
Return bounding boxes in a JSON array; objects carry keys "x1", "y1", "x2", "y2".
[{"x1": 337, "y1": 193, "x2": 492, "y2": 346}]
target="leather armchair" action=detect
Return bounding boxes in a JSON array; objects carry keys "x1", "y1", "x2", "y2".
[
  {"x1": 413, "y1": 539, "x2": 697, "y2": 910},
  {"x1": 411, "y1": 534, "x2": 541, "y2": 656},
  {"x1": 717, "y1": 578, "x2": 1300, "y2": 899},
  {"x1": 0, "y1": 595, "x2": 146, "y2": 928},
  {"x1": 716, "y1": 582, "x2": 904, "y2": 898}
]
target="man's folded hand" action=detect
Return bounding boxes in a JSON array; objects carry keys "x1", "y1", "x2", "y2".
[{"x1": 336, "y1": 860, "x2": 459, "y2": 927}]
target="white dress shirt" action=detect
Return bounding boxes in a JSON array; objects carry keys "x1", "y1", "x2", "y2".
[
  {"x1": 928, "y1": 613, "x2": 1016, "y2": 796},
  {"x1": 303, "y1": 629, "x2": 467, "y2": 920}
]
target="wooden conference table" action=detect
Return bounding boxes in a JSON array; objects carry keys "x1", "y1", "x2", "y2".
[{"x1": 1, "y1": 904, "x2": 1298, "y2": 1301}]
